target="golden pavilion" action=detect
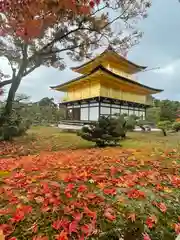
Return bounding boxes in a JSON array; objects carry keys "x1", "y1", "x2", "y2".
[{"x1": 51, "y1": 46, "x2": 163, "y2": 122}]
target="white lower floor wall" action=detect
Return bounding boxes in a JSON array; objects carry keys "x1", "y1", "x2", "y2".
[
  {"x1": 80, "y1": 108, "x2": 88, "y2": 121},
  {"x1": 66, "y1": 99, "x2": 147, "y2": 121},
  {"x1": 99, "y1": 104, "x2": 145, "y2": 120},
  {"x1": 80, "y1": 105, "x2": 145, "y2": 121},
  {"x1": 80, "y1": 107, "x2": 99, "y2": 121},
  {"x1": 89, "y1": 107, "x2": 99, "y2": 121}
]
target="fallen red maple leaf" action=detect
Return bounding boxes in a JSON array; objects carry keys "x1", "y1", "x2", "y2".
[
  {"x1": 146, "y1": 215, "x2": 157, "y2": 229},
  {"x1": 84, "y1": 207, "x2": 97, "y2": 220},
  {"x1": 174, "y1": 223, "x2": 180, "y2": 234},
  {"x1": 81, "y1": 224, "x2": 94, "y2": 236},
  {"x1": 56, "y1": 230, "x2": 68, "y2": 240},
  {"x1": 143, "y1": 233, "x2": 151, "y2": 240},
  {"x1": 103, "y1": 188, "x2": 117, "y2": 196},
  {"x1": 52, "y1": 219, "x2": 62, "y2": 230},
  {"x1": 73, "y1": 212, "x2": 83, "y2": 222},
  {"x1": 128, "y1": 213, "x2": 136, "y2": 222},
  {"x1": 69, "y1": 221, "x2": 78, "y2": 235},
  {"x1": 127, "y1": 189, "x2": 145, "y2": 199},
  {"x1": 33, "y1": 236, "x2": 48, "y2": 240},
  {"x1": 77, "y1": 185, "x2": 87, "y2": 193},
  {"x1": 104, "y1": 208, "x2": 116, "y2": 221},
  {"x1": 158, "y1": 202, "x2": 167, "y2": 213},
  {"x1": 11, "y1": 210, "x2": 25, "y2": 223}
]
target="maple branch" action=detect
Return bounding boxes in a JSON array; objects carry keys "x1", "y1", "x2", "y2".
[
  {"x1": 22, "y1": 43, "x2": 28, "y2": 62},
  {"x1": 102, "y1": 3, "x2": 132, "y2": 30},
  {"x1": 39, "y1": 28, "x2": 82, "y2": 55},
  {"x1": 0, "y1": 60, "x2": 37, "y2": 89},
  {"x1": 40, "y1": 40, "x2": 99, "y2": 57},
  {"x1": 23, "y1": 64, "x2": 41, "y2": 77},
  {"x1": 90, "y1": 4, "x2": 108, "y2": 16}
]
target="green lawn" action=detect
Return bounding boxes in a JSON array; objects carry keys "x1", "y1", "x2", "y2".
[
  {"x1": 29, "y1": 125, "x2": 180, "y2": 148},
  {"x1": 1, "y1": 126, "x2": 180, "y2": 157}
]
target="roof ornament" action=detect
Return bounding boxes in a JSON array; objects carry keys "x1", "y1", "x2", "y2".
[{"x1": 107, "y1": 44, "x2": 114, "y2": 51}]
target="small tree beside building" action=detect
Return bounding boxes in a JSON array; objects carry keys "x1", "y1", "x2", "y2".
[
  {"x1": 78, "y1": 115, "x2": 136, "y2": 147},
  {"x1": 172, "y1": 122, "x2": 180, "y2": 132},
  {"x1": 157, "y1": 121, "x2": 172, "y2": 136}
]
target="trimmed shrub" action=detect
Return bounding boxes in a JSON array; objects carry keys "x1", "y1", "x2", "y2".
[
  {"x1": 157, "y1": 120, "x2": 172, "y2": 136},
  {"x1": 137, "y1": 119, "x2": 151, "y2": 132},
  {"x1": 125, "y1": 115, "x2": 136, "y2": 132},
  {"x1": 172, "y1": 122, "x2": 180, "y2": 132},
  {"x1": 0, "y1": 110, "x2": 31, "y2": 140},
  {"x1": 78, "y1": 116, "x2": 126, "y2": 147}
]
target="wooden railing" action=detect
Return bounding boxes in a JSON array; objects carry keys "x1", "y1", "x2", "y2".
[{"x1": 60, "y1": 95, "x2": 153, "y2": 106}]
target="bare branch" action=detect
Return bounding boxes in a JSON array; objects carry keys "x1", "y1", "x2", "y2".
[
  {"x1": 22, "y1": 44, "x2": 28, "y2": 60},
  {"x1": 90, "y1": 4, "x2": 108, "y2": 16},
  {"x1": 101, "y1": 2, "x2": 132, "y2": 30},
  {"x1": 23, "y1": 64, "x2": 41, "y2": 77},
  {"x1": 0, "y1": 79, "x2": 13, "y2": 88},
  {"x1": 14, "y1": 93, "x2": 30, "y2": 103},
  {"x1": 38, "y1": 31, "x2": 105, "y2": 58}
]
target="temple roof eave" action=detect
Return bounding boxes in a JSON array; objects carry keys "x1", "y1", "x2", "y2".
[
  {"x1": 71, "y1": 46, "x2": 147, "y2": 74},
  {"x1": 50, "y1": 65, "x2": 163, "y2": 94}
]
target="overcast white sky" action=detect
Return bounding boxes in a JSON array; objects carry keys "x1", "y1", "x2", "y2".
[{"x1": 1, "y1": 0, "x2": 180, "y2": 103}]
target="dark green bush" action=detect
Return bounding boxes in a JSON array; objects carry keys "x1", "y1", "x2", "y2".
[
  {"x1": 172, "y1": 122, "x2": 180, "y2": 132},
  {"x1": 0, "y1": 109, "x2": 31, "y2": 140},
  {"x1": 78, "y1": 116, "x2": 128, "y2": 147},
  {"x1": 125, "y1": 115, "x2": 136, "y2": 131},
  {"x1": 157, "y1": 120, "x2": 172, "y2": 136}
]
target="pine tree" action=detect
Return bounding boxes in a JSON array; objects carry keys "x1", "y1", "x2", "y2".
[{"x1": 78, "y1": 116, "x2": 127, "y2": 147}]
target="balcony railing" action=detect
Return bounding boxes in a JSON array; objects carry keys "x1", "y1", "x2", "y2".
[{"x1": 60, "y1": 95, "x2": 153, "y2": 106}]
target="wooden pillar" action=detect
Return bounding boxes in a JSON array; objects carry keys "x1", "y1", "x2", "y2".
[
  {"x1": 145, "y1": 106, "x2": 148, "y2": 120},
  {"x1": 98, "y1": 97, "x2": 101, "y2": 120},
  {"x1": 88, "y1": 102, "x2": 90, "y2": 121},
  {"x1": 127, "y1": 104, "x2": 130, "y2": 116},
  {"x1": 110, "y1": 101, "x2": 112, "y2": 118},
  {"x1": 65, "y1": 106, "x2": 68, "y2": 120}
]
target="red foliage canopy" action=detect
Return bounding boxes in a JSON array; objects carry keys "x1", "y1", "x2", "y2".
[{"x1": 0, "y1": 0, "x2": 100, "y2": 39}]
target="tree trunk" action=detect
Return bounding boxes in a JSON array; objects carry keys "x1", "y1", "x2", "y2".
[
  {"x1": 0, "y1": 76, "x2": 22, "y2": 126},
  {"x1": 5, "y1": 78, "x2": 21, "y2": 114},
  {"x1": 162, "y1": 129, "x2": 167, "y2": 136},
  {"x1": 0, "y1": 44, "x2": 28, "y2": 127},
  {"x1": 140, "y1": 126, "x2": 146, "y2": 132}
]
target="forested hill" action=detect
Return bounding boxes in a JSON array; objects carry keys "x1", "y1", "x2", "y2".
[{"x1": 0, "y1": 95, "x2": 65, "y2": 125}]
